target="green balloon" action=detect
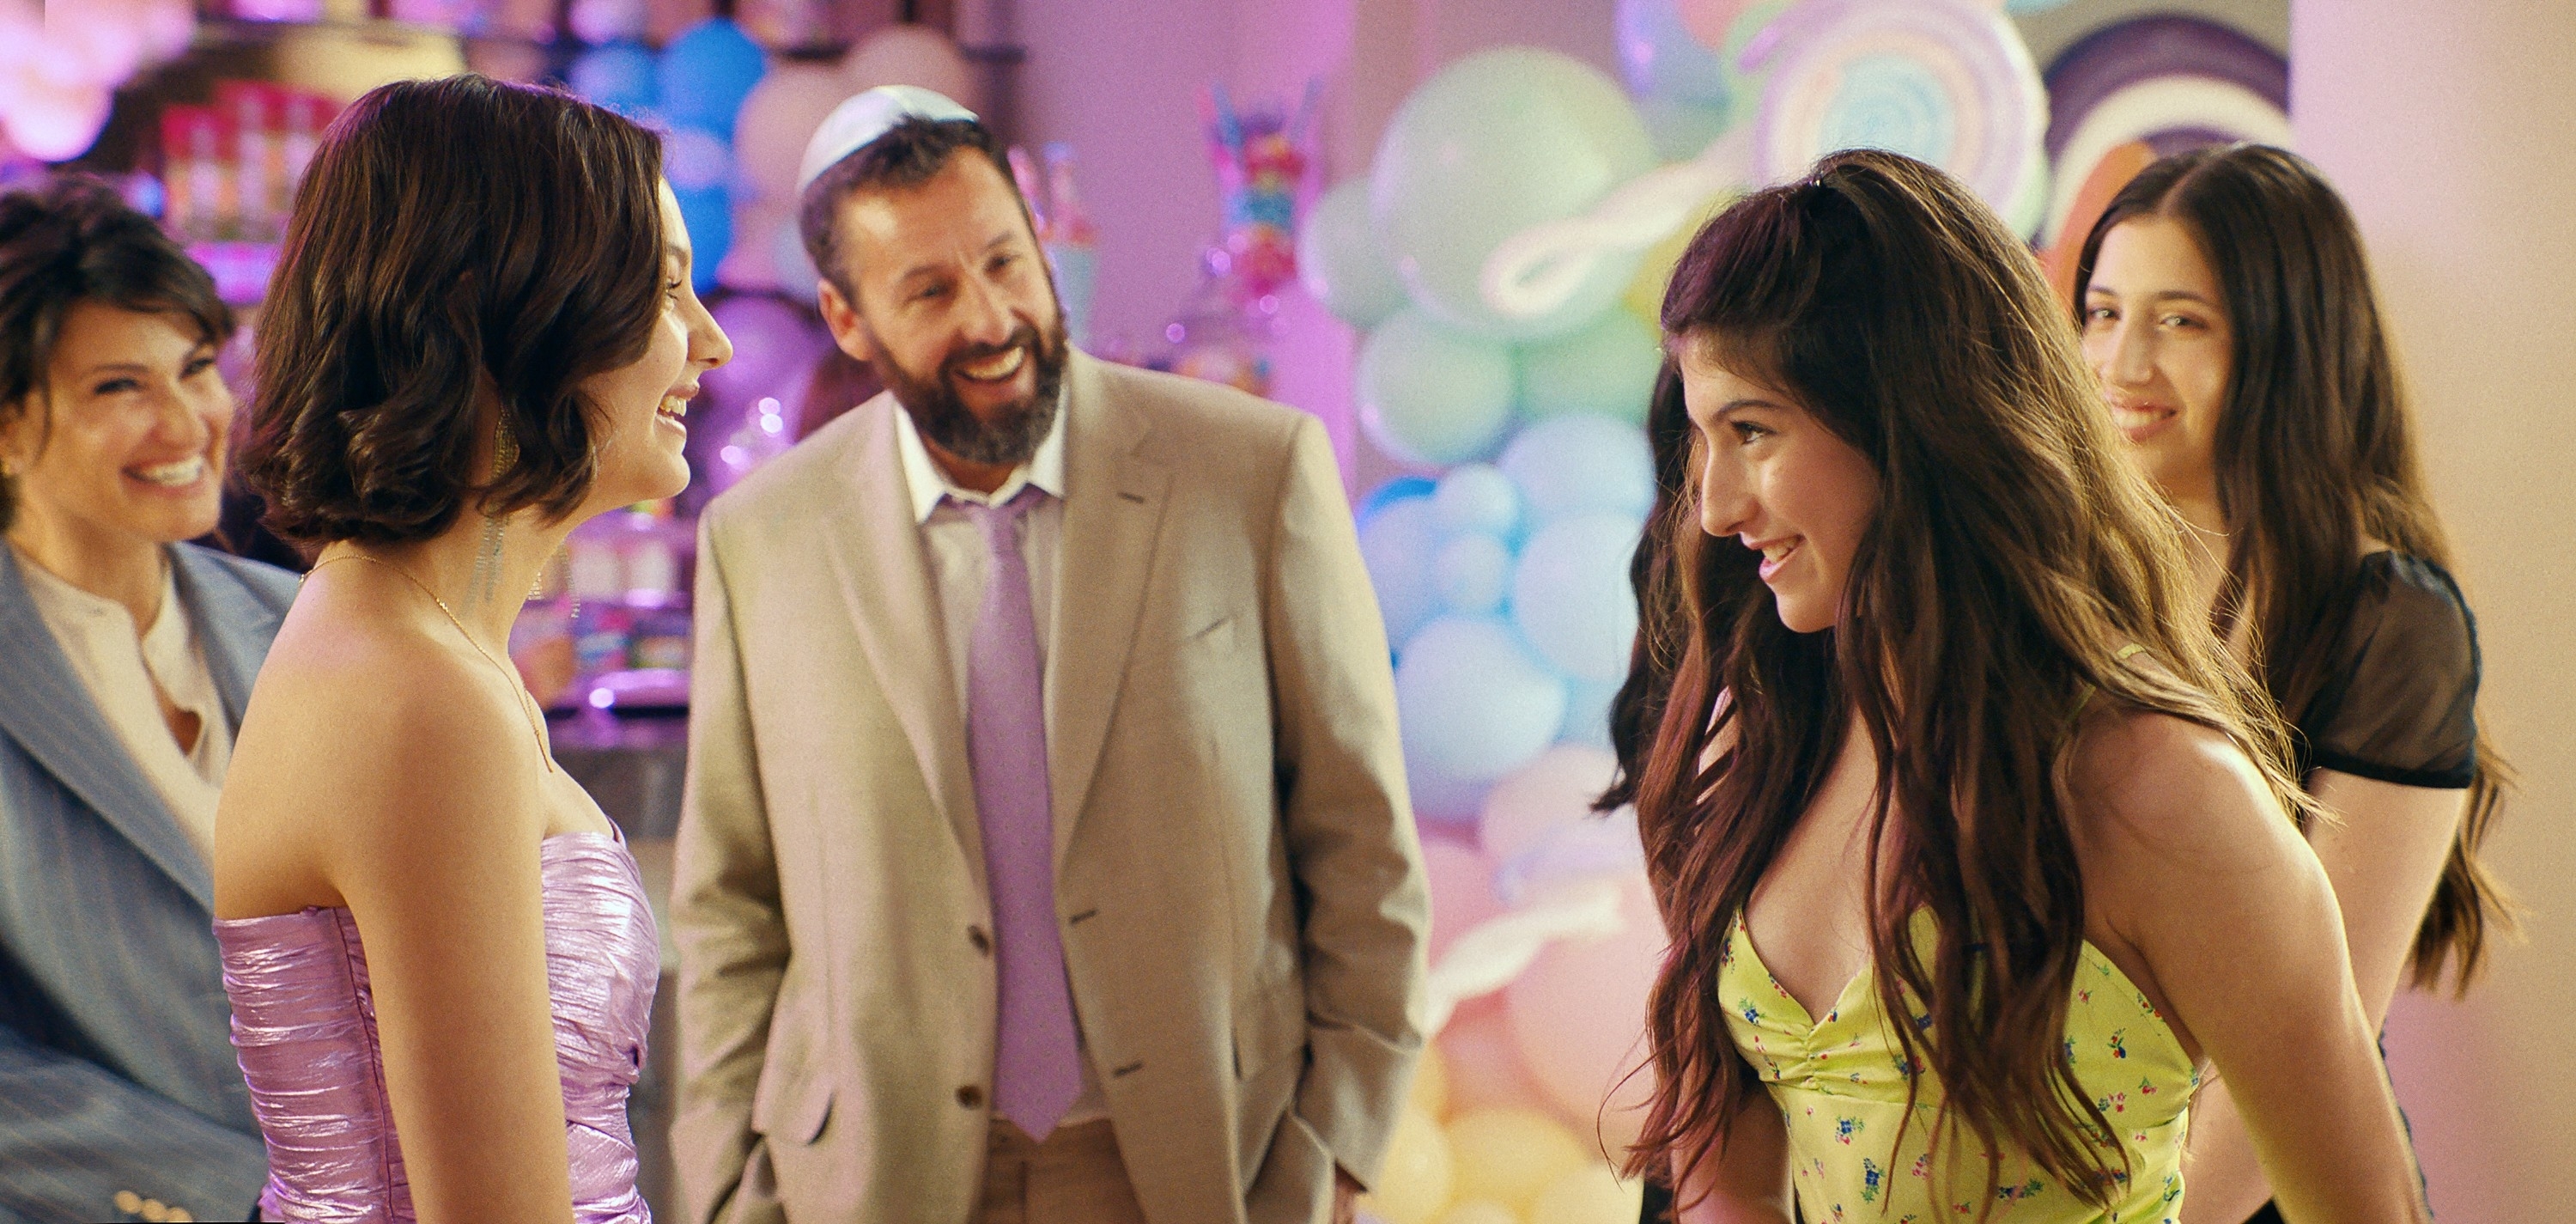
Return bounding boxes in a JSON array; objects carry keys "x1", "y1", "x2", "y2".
[
  {"x1": 1370, "y1": 48, "x2": 1655, "y2": 341},
  {"x1": 1358, "y1": 308, "x2": 1519, "y2": 466},
  {"x1": 1519, "y1": 309, "x2": 1663, "y2": 424},
  {"x1": 1297, "y1": 179, "x2": 1410, "y2": 329}
]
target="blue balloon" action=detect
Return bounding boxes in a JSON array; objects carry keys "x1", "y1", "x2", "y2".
[
  {"x1": 1358, "y1": 493, "x2": 1444, "y2": 652},
  {"x1": 1433, "y1": 533, "x2": 1514, "y2": 616},
  {"x1": 671, "y1": 183, "x2": 732, "y2": 293},
  {"x1": 1511, "y1": 513, "x2": 1645, "y2": 683},
  {"x1": 657, "y1": 17, "x2": 768, "y2": 139},
  {"x1": 1395, "y1": 617, "x2": 1569, "y2": 793},
  {"x1": 1559, "y1": 679, "x2": 1620, "y2": 749},
  {"x1": 568, "y1": 42, "x2": 658, "y2": 116},
  {"x1": 1498, "y1": 415, "x2": 1656, "y2": 526},
  {"x1": 1615, "y1": 0, "x2": 1733, "y2": 108},
  {"x1": 1431, "y1": 463, "x2": 1522, "y2": 541},
  {"x1": 1357, "y1": 476, "x2": 1438, "y2": 530}
]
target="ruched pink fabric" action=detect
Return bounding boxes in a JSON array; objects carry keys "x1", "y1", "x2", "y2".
[{"x1": 213, "y1": 831, "x2": 658, "y2": 1223}]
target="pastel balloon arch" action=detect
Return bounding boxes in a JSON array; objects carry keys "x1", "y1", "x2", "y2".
[{"x1": 1293, "y1": 3, "x2": 2203, "y2": 1219}]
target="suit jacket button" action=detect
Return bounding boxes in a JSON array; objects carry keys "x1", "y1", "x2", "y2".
[
  {"x1": 957, "y1": 1084, "x2": 986, "y2": 1109},
  {"x1": 968, "y1": 926, "x2": 991, "y2": 955},
  {"x1": 114, "y1": 1191, "x2": 143, "y2": 1215}
]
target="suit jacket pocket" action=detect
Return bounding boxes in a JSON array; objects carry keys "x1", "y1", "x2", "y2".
[
  {"x1": 1232, "y1": 970, "x2": 1307, "y2": 1083},
  {"x1": 749, "y1": 1073, "x2": 834, "y2": 1146}
]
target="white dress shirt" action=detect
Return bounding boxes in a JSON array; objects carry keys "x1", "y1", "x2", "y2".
[
  {"x1": 17, "y1": 548, "x2": 230, "y2": 863},
  {"x1": 890, "y1": 402, "x2": 1110, "y2": 1124}
]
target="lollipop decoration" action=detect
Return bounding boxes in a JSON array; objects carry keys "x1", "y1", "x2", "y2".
[
  {"x1": 1152, "y1": 82, "x2": 1320, "y2": 396},
  {"x1": 1743, "y1": 0, "x2": 2047, "y2": 225},
  {"x1": 1206, "y1": 82, "x2": 1317, "y2": 305},
  {"x1": 2037, "y1": 15, "x2": 2289, "y2": 250}
]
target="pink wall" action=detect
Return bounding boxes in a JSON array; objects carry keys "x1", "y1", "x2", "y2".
[
  {"x1": 1014, "y1": 0, "x2": 1617, "y2": 492},
  {"x1": 2293, "y1": 3, "x2": 2576, "y2": 1218}
]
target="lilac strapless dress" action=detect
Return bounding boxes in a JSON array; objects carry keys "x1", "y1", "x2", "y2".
[{"x1": 213, "y1": 831, "x2": 658, "y2": 1223}]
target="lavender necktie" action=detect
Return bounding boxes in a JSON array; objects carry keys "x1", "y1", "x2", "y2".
[{"x1": 956, "y1": 487, "x2": 1083, "y2": 1136}]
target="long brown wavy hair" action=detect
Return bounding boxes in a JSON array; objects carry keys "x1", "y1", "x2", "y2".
[
  {"x1": 1601, "y1": 362, "x2": 1697, "y2": 813},
  {"x1": 1624, "y1": 149, "x2": 2313, "y2": 1214},
  {"x1": 2075, "y1": 143, "x2": 2514, "y2": 993}
]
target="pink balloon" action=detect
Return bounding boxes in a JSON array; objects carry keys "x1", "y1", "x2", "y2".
[
  {"x1": 1438, "y1": 996, "x2": 1560, "y2": 1119},
  {"x1": 1479, "y1": 745, "x2": 1619, "y2": 865},
  {"x1": 1504, "y1": 875, "x2": 1666, "y2": 1152},
  {"x1": 1423, "y1": 839, "x2": 1502, "y2": 963}
]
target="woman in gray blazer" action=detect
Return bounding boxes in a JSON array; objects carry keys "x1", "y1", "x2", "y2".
[{"x1": 0, "y1": 176, "x2": 297, "y2": 1224}]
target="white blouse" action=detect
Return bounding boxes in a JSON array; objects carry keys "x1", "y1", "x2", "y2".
[{"x1": 19, "y1": 549, "x2": 230, "y2": 863}]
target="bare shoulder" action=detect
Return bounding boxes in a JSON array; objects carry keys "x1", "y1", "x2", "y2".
[
  {"x1": 2062, "y1": 705, "x2": 2313, "y2": 935},
  {"x1": 2068, "y1": 708, "x2": 2287, "y2": 851},
  {"x1": 221, "y1": 608, "x2": 546, "y2": 909}
]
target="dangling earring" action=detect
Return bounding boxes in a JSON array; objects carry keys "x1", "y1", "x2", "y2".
[{"x1": 471, "y1": 415, "x2": 518, "y2": 606}]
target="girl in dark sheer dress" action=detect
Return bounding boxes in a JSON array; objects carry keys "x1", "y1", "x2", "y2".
[{"x1": 2075, "y1": 143, "x2": 2512, "y2": 1224}]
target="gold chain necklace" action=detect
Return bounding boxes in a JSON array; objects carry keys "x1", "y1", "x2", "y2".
[{"x1": 302, "y1": 552, "x2": 556, "y2": 772}]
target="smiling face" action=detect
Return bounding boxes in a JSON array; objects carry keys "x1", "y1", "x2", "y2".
[
  {"x1": 813, "y1": 150, "x2": 1066, "y2": 477},
  {"x1": 1679, "y1": 345, "x2": 1880, "y2": 634},
  {"x1": 574, "y1": 181, "x2": 732, "y2": 516},
  {"x1": 2081, "y1": 216, "x2": 2233, "y2": 515},
  {"x1": 0, "y1": 301, "x2": 233, "y2": 554}
]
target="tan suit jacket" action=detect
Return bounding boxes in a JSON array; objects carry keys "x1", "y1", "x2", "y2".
[{"x1": 672, "y1": 353, "x2": 1429, "y2": 1224}]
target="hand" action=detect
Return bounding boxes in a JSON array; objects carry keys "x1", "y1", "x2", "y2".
[{"x1": 1333, "y1": 1166, "x2": 1364, "y2": 1224}]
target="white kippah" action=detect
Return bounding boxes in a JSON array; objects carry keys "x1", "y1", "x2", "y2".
[{"x1": 796, "y1": 85, "x2": 981, "y2": 193}]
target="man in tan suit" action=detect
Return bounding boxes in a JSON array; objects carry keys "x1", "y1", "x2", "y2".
[{"x1": 671, "y1": 88, "x2": 1429, "y2": 1224}]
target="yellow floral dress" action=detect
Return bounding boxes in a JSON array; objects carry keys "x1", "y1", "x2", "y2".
[{"x1": 1719, "y1": 911, "x2": 2197, "y2": 1221}]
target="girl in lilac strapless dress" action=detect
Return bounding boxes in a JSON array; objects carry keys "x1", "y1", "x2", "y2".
[
  {"x1": 214, "y1": 831, "x2": 659, "y2": 1222},
  {"x1": 207, "y1": 76, "x2": 732, "y2": 1224}
]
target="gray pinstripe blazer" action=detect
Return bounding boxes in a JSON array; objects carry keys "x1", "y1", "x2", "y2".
[{"x1": 0, "y1": 542, "x2": 296, "y2": 1224}]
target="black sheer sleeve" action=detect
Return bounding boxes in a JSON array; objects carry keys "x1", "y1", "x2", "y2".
[{"x1": 2294, "y1": 551, "x2": 2480, "y2": 789}]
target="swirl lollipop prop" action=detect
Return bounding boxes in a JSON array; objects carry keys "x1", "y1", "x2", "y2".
[
  {"x1": 2037, "y1": 15, "x2": 2289, "y2": 248},
  {"x1": 1744, "y1": 0, "x2": 2046, "y2": 220}
]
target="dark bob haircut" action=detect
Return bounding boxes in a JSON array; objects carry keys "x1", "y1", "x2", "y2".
[
  {"x1": 242, "y1": 74, "x2": 665, "y2": 545},
  {"x1": 797, "y1": 114, "x2": 1018, "y2": 301},
  {"x1": 0, "y1": 175, "x2": 234, "y2": 532}
]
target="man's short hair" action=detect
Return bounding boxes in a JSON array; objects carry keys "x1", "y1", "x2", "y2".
[{"x1": 797, "y1": 116, "x2": 1018, "y2": 301}]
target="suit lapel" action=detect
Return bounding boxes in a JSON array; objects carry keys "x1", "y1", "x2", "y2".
[
  {"x1": 170, "y1": 545, "x2": 284, "y2": 729},
  {"x1": 0, "y1": 547, "x2": 212, "y2": 910},
  {"x1": 817, "y1": 398, "x2": 987, "y2": 889},
  {"x1": 1048, "y1": 354, "x2": 1170, "y2": 868}
]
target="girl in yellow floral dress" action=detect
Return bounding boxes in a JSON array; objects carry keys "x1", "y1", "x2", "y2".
[{"x1": 1619, "y1": 149, "x2": 2428, "y2": 1223}]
